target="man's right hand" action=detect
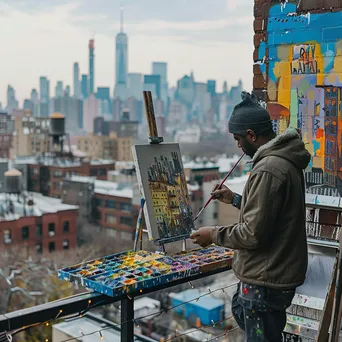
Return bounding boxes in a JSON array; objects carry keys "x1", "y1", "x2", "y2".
[{"x1": 211, "y1": 183, "x2": 234, "y2": 204}]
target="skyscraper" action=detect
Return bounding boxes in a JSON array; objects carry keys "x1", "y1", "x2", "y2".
[
  {"x1": 89, "y1": 39, "x2": 95, "y2": 94},
  {"x1": 81, "y1": 74, "x2": 88, "y2": 99},
  {"x1": 6, "y1": 85, "x2": 19, "y2": 114},
  {"x1": 39, "y1": 76, "x2": 50, "y2": 117},
  {"x1": 65, "y1": 85, "x2": 70, "y2": 97},
  {"x1": 152, "y1": 62, "x2": 168, "y2": 107},
  {"x1": 73, "y1": 62, "x2": 81, "y2": 98},
  {"x1": 55, "y1": 81, "x2": 63, "y2": 98},
  {"x1": 207, "y1": 80, "x2": 216, "y2": 97},
  {"x1": 144, "y1": 75, "x2": 161, "y2": 99},
  {"x1": 127, "y1": 73, "x2": 143, "y2": 100},
  {"x1": 31, "y1": 89, "x2": 39, "y2": 117},
  {"x1": 96, "y1": 87, "x2": 112, "y2": 115},
  {"x1": 114, "y1": 6, "x2": 128, "y2": 99}
]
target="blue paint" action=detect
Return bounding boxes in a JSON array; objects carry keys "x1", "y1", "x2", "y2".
[{"x1": 323, "y1": 27, "x2": 342, "y2": 42}]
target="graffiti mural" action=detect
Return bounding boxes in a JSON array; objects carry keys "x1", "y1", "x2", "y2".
[{"x1": 260, "y1": 2, "x2": 342, "y2": 196}]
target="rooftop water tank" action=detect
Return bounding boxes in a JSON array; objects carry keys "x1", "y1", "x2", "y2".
[
  {"x1": 49, "y1": 112, "x2": 65, "y2": 137},
  {"x1": 4, "y1": 168, "x2": 22, "y2": 194}
]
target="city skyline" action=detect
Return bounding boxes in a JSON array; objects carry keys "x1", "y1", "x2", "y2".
[{"x1": 0, "y1": 0, "x2": 253, "y2": 105}]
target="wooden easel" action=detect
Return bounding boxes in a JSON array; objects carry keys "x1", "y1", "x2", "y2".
[
  {"x1": 317, "y1": 232, "x2": 342, "y2": 341},
  {"x1": 133, "y1": 91, "x2": 165, "y2": 253},
  {"x1": 136, "y1": 91, "x2": 188, "y2": 254}
]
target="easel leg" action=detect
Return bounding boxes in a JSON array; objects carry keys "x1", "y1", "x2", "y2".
[
  {"x1": 121, "y1": 296, "x2": 134, "y2": 342},
  {"x1": 182, "y1": 239, "x2": 187, "y2": 252}
]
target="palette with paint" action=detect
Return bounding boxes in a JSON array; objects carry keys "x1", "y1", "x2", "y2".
[
  {"x1": 172, "y1": 246, "x2": 234, "y2": 273},
  {"x1": 58, "y1": 250, "x2": 201, "y2": 297}
]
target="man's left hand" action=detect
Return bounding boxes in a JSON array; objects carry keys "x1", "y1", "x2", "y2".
[{"x1": 190, "y1": 227, "x2": 214, "y2": 247}]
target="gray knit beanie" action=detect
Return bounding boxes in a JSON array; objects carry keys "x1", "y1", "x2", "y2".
[{"x1": 228, "y1": 91, "x2": 273, "y2": 136}]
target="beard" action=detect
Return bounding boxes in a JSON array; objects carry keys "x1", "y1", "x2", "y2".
[{"x1": 240, "y1": 138, "x2": 258, "y2": 158}]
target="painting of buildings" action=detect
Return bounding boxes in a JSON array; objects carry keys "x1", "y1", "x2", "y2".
[
  {"x1": 254, "y1": 0, "x2": 342, "y2": 196},
  {"x1": 132, "y1": 144, "x2": 194, "y2": 244}
]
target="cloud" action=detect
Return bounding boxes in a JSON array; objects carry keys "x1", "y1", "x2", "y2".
[{"x1": 0, "y1": 0, "x2": 253, "y2": 104}]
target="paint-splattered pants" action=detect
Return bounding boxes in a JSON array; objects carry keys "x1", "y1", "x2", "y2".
[{"x1": 232, "y1": 282, "x2": 295, "y2": 342}]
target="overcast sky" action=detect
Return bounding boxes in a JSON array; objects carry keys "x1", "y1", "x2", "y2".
[{"x1": 0, "y1": 0, "x2": 254, "y2": 105}]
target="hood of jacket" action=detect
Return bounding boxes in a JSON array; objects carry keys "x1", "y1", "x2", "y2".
[{"x1": 252, "y1": 127, "x2": 311, "y2": 170}]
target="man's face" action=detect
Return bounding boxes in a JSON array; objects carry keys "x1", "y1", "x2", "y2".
[{"x1": 233, "y1": 132, "x2": 258, "y2": 158}]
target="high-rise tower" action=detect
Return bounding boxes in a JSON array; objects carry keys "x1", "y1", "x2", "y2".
[
  {"x1": 89, "y1": 39, "x2": 95, "y2": 94},
  {"x1": 39, "y1": 76, "x2": 50, "y2": 117},
  {"x1": 73, "y1": 62, "x2": 81, "y2": 98},
  {"x1": 114, "y1": 6, "x2": 128, "y2": 99}
]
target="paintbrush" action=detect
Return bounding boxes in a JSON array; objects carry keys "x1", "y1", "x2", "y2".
[
  {"x1": 193, "y1": 153, "x2": 245, "y2": 222},
  {"x1": 133, "y1": 198, "x2": 146, "y2": 251}
]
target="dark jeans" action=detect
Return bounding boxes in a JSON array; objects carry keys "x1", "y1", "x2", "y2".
[{"x1": 232, "y1": 282, "x2": 295, "y2": 342}]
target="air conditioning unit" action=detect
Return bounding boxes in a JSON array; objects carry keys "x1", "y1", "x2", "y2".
[{"x1": 48, "y1": 231, "x2": 55, "y2": 237}]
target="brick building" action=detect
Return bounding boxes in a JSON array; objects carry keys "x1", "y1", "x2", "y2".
[
  {"x1": 10, "y1": 111, "x2": 50, "y2": 158},
  {"x1": 183, "y1": 161, "x2": 220, "y2": 185},
  {"x1": 61, "y1": 175, "x2": 137, "y2": 241},
  {"x1": 93, "y1": 116, "x2": 139, "y2": 139},
  {"x1": 15, "y1": 157, "x2": 114, "y2": 198},
  {"x1": 0, "y1": 112, "x2": 14, "y2": 158},
  {"x1": 77, "y1": 133, "x2": 132, "y2": 162},
  {"x1": 0, "y1": 193, "x2": 77, "y2": 255},
  {"x1": 253, "y1": 0, "x2": 342, "y2": 196},
  {"x1": 93, "y1": 188, "x2": 134, "y2": 241}
]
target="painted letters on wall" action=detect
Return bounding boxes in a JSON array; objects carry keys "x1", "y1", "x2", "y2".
[{"x1": 258, "y1": 1, "x2": 342, "y2": 196}]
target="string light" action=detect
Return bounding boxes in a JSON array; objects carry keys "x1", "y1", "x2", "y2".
[{"x1": 7, "y1": 282, "x2": 239, "y2": 342}]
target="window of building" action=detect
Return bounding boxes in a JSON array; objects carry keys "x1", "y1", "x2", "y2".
[
  {"x1": 49, "y1": 242, "x2": 55, "y2": 253},
  {"x1": 96, "y1": 198, "x2": 102, "y2": 207},
  {"x1": 95, "y1": 211, "x2": 102, "y2": 220},
  {"x1": 213, "y1": 212, "x2": 218, "y2": 219},
  {"x1": 4, "y1": 229, "x2": 11, "y2": 244},
  {"x1": 63, "y1": 221, "x2": 70, "y2": 233},
  {"x1": 36, "y1": 224, "x2": 42, "y2": 237},
  {"x1": 105, "y1": 200, "x2": 116, "y2": 209},
  {"x1": 105, "y1": 214, "x2": 117, "y2": 224},
  {"x1": 48, "y1": 223, "x2": 55, "y2": 237},
  {"x1": 121, "y1": 231, "x2": 133, "y2": 241},
  {"x1": 63, "y1": 239, "x2": 69, "y2": 250},
  {"x1": 36, "y1": 243, "x2": 42, "y2": 254},
  {"x1": 120, "y1": 203, "x2": 132, "y2": 212},
  {"x1": 22, "y1": 226, "x2": 29, "y2": 240},
  {"x1": 120, "y1": 217, "x2": 133, "y2": 227}
]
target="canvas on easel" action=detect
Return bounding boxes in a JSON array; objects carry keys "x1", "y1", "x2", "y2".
[{"x1": 132, "y1": 143, "x2": 195, "y2": 245}]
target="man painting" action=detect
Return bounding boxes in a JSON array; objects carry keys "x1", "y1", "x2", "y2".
[{"x1": 190, "y1": 92, "x2": 311, "y2": 341}]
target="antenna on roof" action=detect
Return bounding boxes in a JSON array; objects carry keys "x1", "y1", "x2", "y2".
[{"x1": 120, "y1": 3, "x2": 124, "y2": 33}]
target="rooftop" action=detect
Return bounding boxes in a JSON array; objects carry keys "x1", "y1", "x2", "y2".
[
  {"x1": 14, "y1": 155, "x2": 114, "y2": 168},
  {"x1": 170, "y1": 289, "x2": 224, "y2": 310},
  {"x1": 216, "y1": 154, "x2": 244, "y2": 173},
  {"x1": 0, "y1": 192, "x2": 78, "y2": 222},
  {"x1": 66, "y1": 175, "x2": 134, "y2": 199},
  {"x1": 183, "y1": 160, "x2": 218, "y2": 170},
  {"x1": 53, "y1": 313, "x2": 152, "y2": 342}
]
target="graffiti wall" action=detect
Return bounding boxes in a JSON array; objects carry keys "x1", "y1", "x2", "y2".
[{"x1": 254, "y1": 0, "x2": 342, "y2": 196}]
